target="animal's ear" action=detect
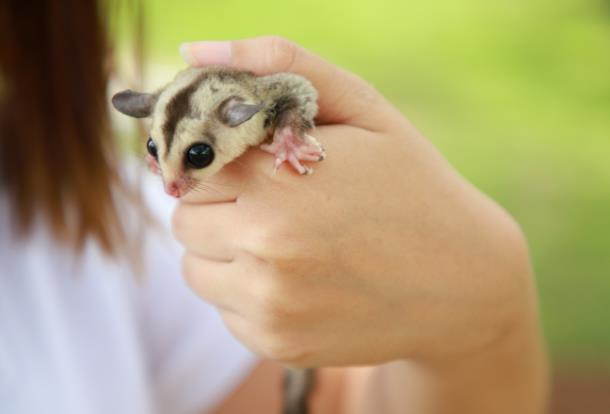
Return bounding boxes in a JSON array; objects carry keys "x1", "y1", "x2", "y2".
[
  {"x1": 218, "y1": 97, "x2": 263, "y2": 127},
  {"x1": 111, "y1": 90, "x2": 157, "y2": 118}
]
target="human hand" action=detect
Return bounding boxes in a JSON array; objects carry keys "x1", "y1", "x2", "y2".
[{"x1": 173, "y1": 36, "x2": 534, "y2": 368}]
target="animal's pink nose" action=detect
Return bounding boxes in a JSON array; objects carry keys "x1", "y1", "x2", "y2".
[{"x1": 164, "y1": 181, "x2": 182, "y2": 198}]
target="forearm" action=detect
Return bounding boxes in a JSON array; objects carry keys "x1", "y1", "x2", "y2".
[
  {"x1": 312, "y1": 296, "x2": 548, "y2": 414},
  {"x1": 344, "y1": 318, "x2": 547, "y2": 414},
  {"x1": 312, "y1": 209, "x2": 549, "y2": 414},
  {"x1": 430, "y1": 313, "x2": 548, "y2": 414},
  {"x1": 217, "y1": 310, "x2": 547, "y2": 414}
]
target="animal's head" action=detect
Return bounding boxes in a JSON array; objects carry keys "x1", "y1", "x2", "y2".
[{"x1": 112, "y1": 70, "x2": 264, "y2": 198}]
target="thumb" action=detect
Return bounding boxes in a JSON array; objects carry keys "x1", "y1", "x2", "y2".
[{"x1": 180, "y1": 36, "x2": 388, "y2": 129}]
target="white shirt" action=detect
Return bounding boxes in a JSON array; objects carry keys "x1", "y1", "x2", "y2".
[{"x1": 0, "y1": 169, "x2": 257, "y2": 414}]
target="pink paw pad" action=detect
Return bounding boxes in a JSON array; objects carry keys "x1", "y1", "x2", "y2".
[{"x1": 260, "y1": 127, "x2": 325, "y2": 175}]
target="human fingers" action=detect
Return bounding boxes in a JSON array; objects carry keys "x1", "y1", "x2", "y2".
[
  {"x1": 182, "y1": 251, "x2": 297, "y2": 330},
  {"x1": 172, "y1": 201, "x2": 245, "y2": 261},
  {"x1": 181, "y1": 252, "x2": 261, "y2": 313}
]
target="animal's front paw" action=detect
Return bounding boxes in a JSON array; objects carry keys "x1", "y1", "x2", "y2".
[{"x1": 260, "y1": 127, "x2": 325, "y2": 175}]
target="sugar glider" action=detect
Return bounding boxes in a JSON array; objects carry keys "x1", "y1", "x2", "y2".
[
  {"x1": 112, "y1": 66, "x2": 325, "y2": 198},
  {"x1": 112, "y1": 67, "x2": 321, "y2": 414}
]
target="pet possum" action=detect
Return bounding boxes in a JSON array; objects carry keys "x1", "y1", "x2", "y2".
[
  {"x1": 112, "y1": 67, "x2": 321, "y2": 414},
  {"x1": 112, "y1": 66, "x2": 325, "y2": 198}
]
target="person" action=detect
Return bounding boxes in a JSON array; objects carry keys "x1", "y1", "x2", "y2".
[{"x1": 0, "y1": 1, "x2": 548, "y2": 413}]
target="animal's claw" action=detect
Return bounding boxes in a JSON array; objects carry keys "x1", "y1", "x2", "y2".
[{"x1": 260, "y1": 127, "x2": 325, "y2": 175}]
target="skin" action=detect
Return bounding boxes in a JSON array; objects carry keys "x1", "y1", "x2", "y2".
[{"x1": 172, "y1": 36, "x2": 549, "y2": 413}]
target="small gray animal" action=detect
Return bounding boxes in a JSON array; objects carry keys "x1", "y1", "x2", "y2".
[
  {"x1": 112, "y1": 67, "x2": 321, "y2": 414},
  {"x1": 112, "y1": 66, "x2": 325, "y2": 198}
]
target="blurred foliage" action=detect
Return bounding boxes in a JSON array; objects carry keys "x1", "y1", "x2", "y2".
[{"x1": 123, "y1": 0, "x2": 610, "y2": 363}]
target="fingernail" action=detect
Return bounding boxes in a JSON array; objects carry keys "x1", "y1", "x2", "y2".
[
  {"x1": 179, "y1": 43, "x2": 195, "y2": 65},
  {"x1": 180, "y1": 41, "x2": 232, "y2": 66}
]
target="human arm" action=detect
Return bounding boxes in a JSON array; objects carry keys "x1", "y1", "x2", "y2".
[{"x1": 174, "y1": 36, "x2": 548, "y2": 413}]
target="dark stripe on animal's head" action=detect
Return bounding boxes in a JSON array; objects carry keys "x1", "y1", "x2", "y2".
[{"x1": 162, "y1": 73, "x2": 208, "y2": 154}]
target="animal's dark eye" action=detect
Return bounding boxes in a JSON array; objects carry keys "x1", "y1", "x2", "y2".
[
  {"x1": 186, "y1": 143, "x2": 214, "y2": 169},
  {"x1": 147, "y1": 137, "x2": 158, "y2": 159}
]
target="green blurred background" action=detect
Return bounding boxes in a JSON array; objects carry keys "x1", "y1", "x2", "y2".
[{"x1": 120, "y1": 0, "x2": 610, "y2": 408}]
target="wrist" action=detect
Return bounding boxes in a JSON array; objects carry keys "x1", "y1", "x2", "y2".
[
  {"x1": 419, "y1": 211, "x2": 548, "y2": 412},
  {"x1": 423, "y1": 308, "x2": 549, "y2": 414}
]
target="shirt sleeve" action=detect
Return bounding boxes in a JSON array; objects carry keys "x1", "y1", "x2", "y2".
[{"x1": 133, "y1": 171, "x2": 259, "y2": 414}]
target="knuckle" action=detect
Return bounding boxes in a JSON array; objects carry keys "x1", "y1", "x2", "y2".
[
  {"x1": 254, "y1": 278, "x2": 289, "y2": 321},
  {"x1": 258, "y1": 331, "x2": 306, "y2": 364},
  {"x1": 352, "y1": 78, "x2": 382, "y2": 106},
  {"x1": 265, "y1": 36, "x2": 298, "y2": 72},
  {"x1": 246, "y1": 225, "x2": 277, "y2": 257},
  {"x1": 245, "y1": 221, "x2": 294, "y2": 260},
  {"x1": 251, "y1": 277, "x2": 303, "y2": 331}
]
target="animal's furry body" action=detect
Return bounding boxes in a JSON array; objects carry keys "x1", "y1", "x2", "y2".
[{"x1": 113, "y1": 66, "x2": 324, "y2": 197}]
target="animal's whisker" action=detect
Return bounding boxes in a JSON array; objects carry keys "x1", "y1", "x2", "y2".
[
  {"x1": 204, "y1": 180, "x2": 241, "y2": 189},
  {"x1": 189, "y1": 182, "x2": 227, "y2": 197}
]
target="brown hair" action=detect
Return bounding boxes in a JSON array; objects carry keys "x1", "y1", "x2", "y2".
[{"x1": 0, "y1": 0, "x2": 124, "y2": 254}]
